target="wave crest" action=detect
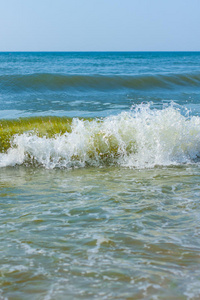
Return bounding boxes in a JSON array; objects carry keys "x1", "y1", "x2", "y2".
[
  {"x1": 1, "y1": 104, "x2": 200, "y2": 169},
  {"x1": 1, "y1": 72, "x2": 200, "y2": 92}
]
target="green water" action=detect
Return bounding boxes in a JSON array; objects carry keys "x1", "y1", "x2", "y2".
[
  {"x1": 1, "y1": 165, "x2": 200, "y2": 299},
  {"x1": 0, "y1": 117, "x2": 73, "y2": 152}
]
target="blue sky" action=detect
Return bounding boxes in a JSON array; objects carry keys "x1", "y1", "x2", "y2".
[{"x1": 0, "y1": 0, "x2": 199, "y2": 51}]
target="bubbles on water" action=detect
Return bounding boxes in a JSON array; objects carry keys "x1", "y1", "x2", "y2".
[{"x1": 1, "y1": 102, "x2": 200, "y2": 169}]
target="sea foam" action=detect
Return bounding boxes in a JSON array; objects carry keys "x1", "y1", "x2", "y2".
[{"x1": 1, "y1": 104, "x2": 200, "y2": 169}]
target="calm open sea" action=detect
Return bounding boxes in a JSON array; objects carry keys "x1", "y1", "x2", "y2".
[{"x1": 1, "y1": 52, "x2": 200, "y2": 299}]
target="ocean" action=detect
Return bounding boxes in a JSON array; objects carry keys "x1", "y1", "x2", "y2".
[{"x1": 0, "y1": 52, "x2": 200, "y2": 299}]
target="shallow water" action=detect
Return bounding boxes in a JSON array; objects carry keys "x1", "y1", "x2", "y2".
[
  {"x1": 1, "y1": 52, "x2": 200, "y2": 299},
  {"x1": 1, "y1": 165, "x2": 200, "y2": 299}
]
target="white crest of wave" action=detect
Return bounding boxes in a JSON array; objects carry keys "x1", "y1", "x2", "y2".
[{"x1": 1, "y1": 104, "x2": 200, "y2": 169}]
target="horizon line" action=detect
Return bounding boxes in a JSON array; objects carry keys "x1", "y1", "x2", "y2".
[{"x1": 0, "y1": 50, "x2": 200, "y2": 53}]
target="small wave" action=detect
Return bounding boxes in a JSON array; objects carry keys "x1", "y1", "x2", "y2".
[
  {"x1": 0, "y1": 72, "x2": 200, "y2": 92},
  {"x1": 1, "y1": 104, "x2": 200, "y2": 169}
]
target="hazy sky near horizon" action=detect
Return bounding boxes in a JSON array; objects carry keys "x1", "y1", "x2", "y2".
[{"x1": 0, "y1": 0, "x2": 199, "y2": 51}]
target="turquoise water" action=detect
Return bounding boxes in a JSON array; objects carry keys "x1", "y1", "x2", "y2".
[{"x1": 0, "y1": 52, "x2": 200, "y2": 299}]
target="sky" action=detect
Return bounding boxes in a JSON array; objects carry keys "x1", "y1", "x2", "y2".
[{"x1": 0, "y1": 0, "x2": 200, "y2": 51}]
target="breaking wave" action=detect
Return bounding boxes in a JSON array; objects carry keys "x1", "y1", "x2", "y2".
[{"x1": 1, "y1": 103, "x2": 200, "y2": 169}]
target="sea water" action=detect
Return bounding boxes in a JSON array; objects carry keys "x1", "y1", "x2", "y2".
[{"x1": 0, "y1": 52, "x2": 200, "y2": 299}]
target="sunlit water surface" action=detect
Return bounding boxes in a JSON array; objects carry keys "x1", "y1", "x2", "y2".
[
  {"x1": 1, "y1": 52, "x2": 200, "y2": 299},
  {"x1": 1, "y1": 165, "x2": 200, "y2": 299}
]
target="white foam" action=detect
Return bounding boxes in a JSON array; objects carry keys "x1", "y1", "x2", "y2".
[{"x1": 1, "y1": 103, "x2": 200, "y2": 169}]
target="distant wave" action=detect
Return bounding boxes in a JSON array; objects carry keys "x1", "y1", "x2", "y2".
[
  {"x1": 0, "y1": 72, "x2": 200, "y2": 92},
  {"x1": 1, "y1": 104, "x2": 200, "y2": 169}
]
